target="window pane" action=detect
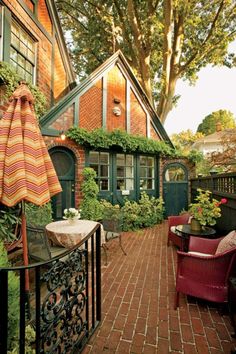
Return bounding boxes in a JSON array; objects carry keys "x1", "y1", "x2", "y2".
[
  {"x1": 117, "y1": 154, "x2": 125, "y2": 166},
  {"x1": 126, "y1": 155, "x2": 133, "y2": 165},
  {"x1": 117, "y1": 166, "x2": 125, "y2": 177},
  {"x1": 10, "y1": 21, "x2": 35, "y2": 83},
  {"x1": 147, "y1": 179, "x2": 154, "y2": 189},
  {"x1": 100, "y1": 180, "x2": 108, "y2": 191},
  {"x1": 140, "y1": 167, "x2": 146, "y2": 178},
  {"x1": 140, "y1": 156, "x2": 146, "y2": 166},
  {"x1": 117, "y1": 179, "x2": 125, "y2": 190},
  {"x1": 164, "y1": 166, "x2": 186, "y2": 181},
  {"x1": 100, "y1": 152, "x2": 109, "y2": 164},
  {"x1": 147, "y1": 157, "x2": 154, "y2": 167},
  {"x1": 126, "y1": 179, "x2": 134, "y2": 190},
  {"x1": 126, "y1": 166, "x2": 133, "y2": 178},
  {"x1": 89, "y1": 152, "x2": 99, "y2": 164},
  {"x1": 147, "y1": 167, "x2": 153, "y2": 178},
  {"x1": 100, "y1": 165, "x2": 108, "y2": 177},
  {"x1": 90, "y1": 164, "x2": 99, "y2": 175}
]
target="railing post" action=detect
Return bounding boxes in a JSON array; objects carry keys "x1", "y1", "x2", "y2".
[{"x1": 96, "y1": 225, "x2": 101, "y2": 321}]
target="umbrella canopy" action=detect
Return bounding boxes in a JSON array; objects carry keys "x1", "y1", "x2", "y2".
[
  {"x1": 0, "y1": 83, "x2": 62, "y2": 292},
  {"x1": 0, "y1": 83, "x2": 62, "y2": 206}
]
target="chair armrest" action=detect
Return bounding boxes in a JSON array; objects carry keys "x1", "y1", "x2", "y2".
[{"x1": 188, "y1": 236, "x2": 224, "y2": 254}]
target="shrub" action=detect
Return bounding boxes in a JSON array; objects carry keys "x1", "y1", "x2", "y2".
[
  {"x1": 80, "y1": 168, "x2": 103, "y2": 221},
  {"x1": 0, "y1": 205, "x2": 21, "y2": 243},
  {"x1": 25, "y1": 202, "x2": 53, "y2": 227}
]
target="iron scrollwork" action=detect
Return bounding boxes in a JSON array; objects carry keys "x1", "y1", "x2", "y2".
[{"x1": 40, "y1": 248, "x2": 88, "y2": 353}]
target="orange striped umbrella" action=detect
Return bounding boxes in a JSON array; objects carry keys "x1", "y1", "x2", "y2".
[{"x1": 0, "y1": 83, "x2": 62, "y2": 290}]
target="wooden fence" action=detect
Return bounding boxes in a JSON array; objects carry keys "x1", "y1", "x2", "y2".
[{"x1": 190, "y1": 172, "x2": 236, "y2": 234}]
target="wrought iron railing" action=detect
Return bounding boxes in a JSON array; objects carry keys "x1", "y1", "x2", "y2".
[{"x1": 0, "y1": 224, "x2": 101, "y2": 354}]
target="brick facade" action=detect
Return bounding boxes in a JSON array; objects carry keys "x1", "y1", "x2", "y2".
[
  {"x1": 2, "y1": 0, "x2": 74, "y2": 106},
  {"x1": 80, "y1": 81, "x2": 103, "y2": 130}
]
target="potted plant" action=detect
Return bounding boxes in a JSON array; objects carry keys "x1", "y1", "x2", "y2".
[{"x1": 189, "y1": 189, "x2": 227, "y2": 230}]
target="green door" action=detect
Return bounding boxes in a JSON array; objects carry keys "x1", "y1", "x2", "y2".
[
  {"x1": 49, "y1": 147, "x2": 75, "y2": 220},
  {"x1": 163, "y1": 163, "x2": 188, "y2": 217}
]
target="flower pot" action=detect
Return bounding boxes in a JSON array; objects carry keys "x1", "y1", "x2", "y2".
[
  {"x1": 67, "y1": 218, "x2": 77, "y2": 225},
  {"x1": 190, "y1": 218, "x2": 202, "y2": 232}
]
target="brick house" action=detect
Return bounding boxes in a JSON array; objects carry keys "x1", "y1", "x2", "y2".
[
  {"x1": 0, "y1": 0, "x2": 75, "y2": 107},
  {"x1": 0, "y1": 0, "x2": 192, "y2": 218}
]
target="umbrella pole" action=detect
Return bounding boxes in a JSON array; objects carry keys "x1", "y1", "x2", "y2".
[{"x1": 21, "y1": 201, "x2": 30, "y2": 319}]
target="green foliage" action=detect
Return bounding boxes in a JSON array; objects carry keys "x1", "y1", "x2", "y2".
[
  {"x1": 189, "y1": 189, "x2": 221, "y2": 226},
  {"x1": 56, "y1": 0, "x2": 236, "y2": 121},
  {"x1": 67, "y1": 127, "x2": 175, "y2": 156},
  {"x1": 187, "y1": 149, "x2": 204, "y2": 164},
  {"x1": 0, "y1": 61, "x2": 47, "y2": 118},
  {"x1": 197, "y1": 109, "x2": 236, "y2": 135},
  {"x1": 0, "y1": 205, "x2": 21, "y2": 243},
  {"x1": 25, "y1": 203, "x2": 53, "y2": 227},
  {"x1": 0, "y1": 241, "x2": 20, "y2": 350},
  {"x1": 8, "y1": 325, "x2": 36, "y2": 354},
  {"x1": 100, "y1": 193, "x2": 164, "y2": 231},
  {"x1": 80, "y1": 168, "x2": 103, "y2": 221}
]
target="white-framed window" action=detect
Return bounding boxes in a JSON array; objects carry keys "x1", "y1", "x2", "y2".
[
  {"x1": 89, "y1": 151, "x2": 110, "y2": 191},
  {"x1": 10, "y1": 20, "x2": 36, "y2": 83},
  {"x1": 140, "y1": 156, "x2": 155, "y2": 189},
  {"x1": 116, "y1": 154, "x2": 134, "y2": 191}
]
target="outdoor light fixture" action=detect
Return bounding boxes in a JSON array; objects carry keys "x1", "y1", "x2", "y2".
[
  {"x1": 113, "y1": 97, "x2": 121, "y2": 104},
  {"x1": 60, "y1": 130, "x2": 66, "y2": 141}
]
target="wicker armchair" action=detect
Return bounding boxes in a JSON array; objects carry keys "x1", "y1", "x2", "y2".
[
  {"x1": 175, "y1": 236, "x2": 236, "y2": 309},
  {"x1": 167, "y1": 213, "x2": 191, "y2": 248}
]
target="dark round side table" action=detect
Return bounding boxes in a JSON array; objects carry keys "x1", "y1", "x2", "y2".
[{"x1": 175, "y1": 224, "x2": 216, "y2": 251}]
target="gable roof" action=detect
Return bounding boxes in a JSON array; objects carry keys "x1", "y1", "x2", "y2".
[{"x1": 40, "y1": 50, "x2": 173, "y2": 146}]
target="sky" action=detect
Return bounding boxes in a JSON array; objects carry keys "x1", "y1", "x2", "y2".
[{"x1": 164, "y1": 44, "x2": 236, "y2": 136}]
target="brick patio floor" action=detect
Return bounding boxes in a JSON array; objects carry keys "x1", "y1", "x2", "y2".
[{"x1": 82, "y1": 221, "x2": 236, "y2": 353}]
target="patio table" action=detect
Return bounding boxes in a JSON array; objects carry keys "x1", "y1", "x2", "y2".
[
  {"x1": 46, "y1": 219, "x2": 104, "y2": 248},
  {"x1": 175, "y1": 224, "x2": 216, "y2": 251}
]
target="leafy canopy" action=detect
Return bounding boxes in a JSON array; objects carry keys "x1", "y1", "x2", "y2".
[
  {"x1": 56, "y1": 0, "x2": 236, "y2": 123},
  {"x1": 197, "y1": 109, "x2": 236, "y2": 135}
]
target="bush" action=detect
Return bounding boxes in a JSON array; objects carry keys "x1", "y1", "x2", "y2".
[
  {"x1": 80, "y1": 168, "x2": 103, "y2": 221},
  {"x1": 0, "y1": 241, "x2": 20, "y2": 350},
  {"x1": 25, "y1": 202, "x2": 53, "y2": 227},
  {"x1": 0, "y1": 205, "x2": 21, "y2": 243}
]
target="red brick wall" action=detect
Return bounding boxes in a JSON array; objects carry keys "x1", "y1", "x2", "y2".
[
  {"x1": 3, "y1": 0, "x2": 71, "y2": 106},
  {"x1": 150, "y1": 123, "x2": 161, "y2": 141},
  {"x1": 54, "y1": 41, "x2": 68, "y2": 102},
  {"x1": 130, "y1": 89, "x2": 146, "y2": 136},
  {"x1": 38, "y1": 0, "x2": 53, "y2": 36},
  {"x1": 49, "y1": 104, "x2": 74, "y2": 131},
  {"x1": 106, "y1": 65, "x2": 126, "y2": 131},
  {"x1": 80, "y1": 80, "x2": 102, "y2": 130}
]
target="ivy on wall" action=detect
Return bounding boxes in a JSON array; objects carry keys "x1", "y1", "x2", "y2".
[
  {"x1": 0, "y1": 61, "x2": 47, "y2": 118},
  {"x1": 67, "y1": 127, "x2": 176, "y2": 156}
]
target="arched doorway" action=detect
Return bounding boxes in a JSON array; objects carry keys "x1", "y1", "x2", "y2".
[
  {"x1": 49, "y1": 147, "x2": 76, "y2": 220},
  {"x1": 163, "y1": 163, "x2": 188, "y2": 216}
]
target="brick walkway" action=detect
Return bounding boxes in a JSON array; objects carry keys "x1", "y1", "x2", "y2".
[{"x1": 82, "y1": 221, "x2": 236, "y2": 353}]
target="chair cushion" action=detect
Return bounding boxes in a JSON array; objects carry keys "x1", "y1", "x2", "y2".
[
  {"x1": 188, "y1": 251, "x2": 212, "y2": 257},
  {"x1": 215, "y1": 230, "x2": 236, "y2": 254},
  {"x1": 170, "y1": 226, "x2": 177, "y2": 233}
]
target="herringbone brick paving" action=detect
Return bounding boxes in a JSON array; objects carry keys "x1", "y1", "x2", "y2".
[{"x1": 82, "y1": 221, "x2": 236, "y2": 353}]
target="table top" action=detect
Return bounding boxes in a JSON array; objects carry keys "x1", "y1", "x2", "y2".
[
  {"x1": 176, "y1": 224, "x2": 216, "y2": 237},
  {"x1": 46, "y1": 219, "x2": 100, "y2": 248}
]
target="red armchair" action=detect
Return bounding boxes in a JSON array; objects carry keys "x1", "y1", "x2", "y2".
[
  {"x1": 167, "y1": 213, "x2": 191, "y2": 248},
  {"x1": 175, "y1": 236, "x2": 236, "y2": 309}
]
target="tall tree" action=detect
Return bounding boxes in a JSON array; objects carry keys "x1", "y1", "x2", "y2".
[
  {"x1": 197, "y1": 109, "x2": 236, "y2": 135},
  {"x1": 56, "y1": 0, "x2": 236, "y2": 123},
  {"x1": 171, "y1": 129, "x2": 205, "y2": 152}
]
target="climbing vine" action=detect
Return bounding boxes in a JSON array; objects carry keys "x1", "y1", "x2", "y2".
[
  {"x1": 67, "y1": 127, "x2": 176, "y2": 156},
  {"x1": 0, "y1": 61, "x2": 47, "y2": 118}
]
